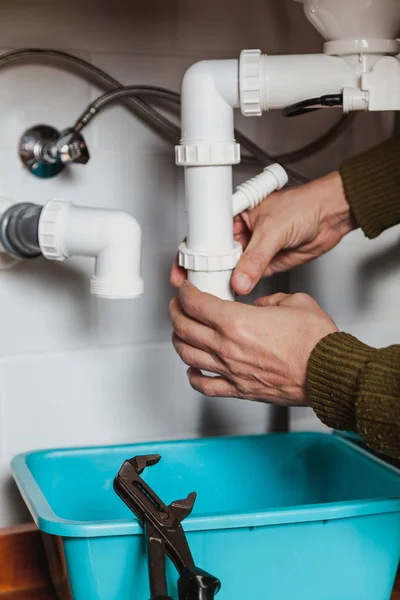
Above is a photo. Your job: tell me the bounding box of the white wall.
[0,0,394,525]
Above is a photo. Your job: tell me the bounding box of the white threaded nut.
[240,49,263,116]
[38,199,72,261]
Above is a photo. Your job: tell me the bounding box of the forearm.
[340,135,400,238]
[307,332,400,459]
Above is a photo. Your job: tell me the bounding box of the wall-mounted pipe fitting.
[39,200,143,299]
[0,199,143,299]
[19,125,90,179]
[0,202,42,259]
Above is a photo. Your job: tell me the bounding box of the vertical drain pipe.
[176,60,242,301]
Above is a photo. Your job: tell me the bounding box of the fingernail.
[233,273,252,293]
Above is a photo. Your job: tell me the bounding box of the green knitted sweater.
[307,136,400,459]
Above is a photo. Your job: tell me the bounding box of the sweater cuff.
[340,136,400,238]
[307,332,376,431]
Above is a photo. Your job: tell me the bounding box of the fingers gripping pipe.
[0,199,143,299]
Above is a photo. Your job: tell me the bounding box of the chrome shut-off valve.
[18,124,90,178]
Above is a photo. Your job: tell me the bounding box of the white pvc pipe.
[261,54,359,109]
[179,53,362,301]
[181,59,240,141]
[186,166,234,252]
[39,201,143,299]
[232,164,288,217]
[189,271,233,301]
[186,166,235,301]
[180,59,240,301]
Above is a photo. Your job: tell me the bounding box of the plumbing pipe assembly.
[0,199,143,299]
[0,48,354,179]
[0,161,284,299]
[16,82,309,185]
[0,0,397,302]
[176,0,400,300]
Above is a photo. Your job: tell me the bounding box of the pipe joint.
[175,141,240,167]
[38,199,143,299]
[240,49,361,114]
[0,202,42,259]
[177,59,240,160]
[239,49,266,116]
[176,60,241,168]
[178,241,242,272]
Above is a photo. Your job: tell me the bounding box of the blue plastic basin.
[333,431,400,470]
[11,433,400,600]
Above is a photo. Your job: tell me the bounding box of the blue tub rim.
[11,432,400,539]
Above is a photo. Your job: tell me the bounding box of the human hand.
[232,170,356,294]
[170,171,356,292]
[169,281,338,406]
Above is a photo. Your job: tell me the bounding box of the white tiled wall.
[0,0,394,525]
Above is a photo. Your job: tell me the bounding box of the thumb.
[170,252,187,288]
[232,218,286,295]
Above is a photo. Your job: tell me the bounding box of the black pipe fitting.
[0,203,43,259]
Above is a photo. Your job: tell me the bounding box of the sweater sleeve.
[308,332,400,459]
[340,135,400,238]
[307,137,400,459]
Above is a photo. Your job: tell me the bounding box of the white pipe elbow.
[180,59,240,144]
[38,200,143,299]
[90,211,143,299]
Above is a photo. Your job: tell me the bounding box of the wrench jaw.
[131,454,162,475]
[170,491,197,522]
[115,455,197,528]
[114,455,172,527]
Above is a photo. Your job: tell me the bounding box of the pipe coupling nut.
[240,49,264,116]
[175,142,240,166]
[178,241,242,272]
[38,199,72,261]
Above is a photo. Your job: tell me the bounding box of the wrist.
[318,171,358,237]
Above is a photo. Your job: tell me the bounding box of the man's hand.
[169,281,338,406]
[170,170,356,293]
[232,170,356,294]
